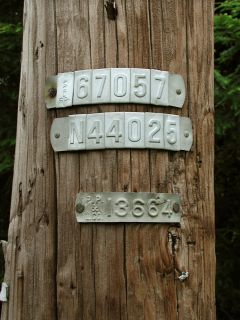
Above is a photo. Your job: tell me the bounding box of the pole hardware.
[50,112,193,152]
[75,192,182,223]
[0,282,8,302]
[178,272,189,282]
[45,68,186,109]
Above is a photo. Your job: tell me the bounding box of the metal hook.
[178,271,189,281]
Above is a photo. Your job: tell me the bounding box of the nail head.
[76,203,85,214]
[173,202,180,213]
[55,133,60,139]
[48,87,57,98]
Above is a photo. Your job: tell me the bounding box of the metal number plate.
[50,112,193,152]
[73,70,92,105]
[75,192,181,223]
[56,72,74,108]
[130,68,151,104]
[86,113,105,149]
[111,68,131,103]
[105,112,125,148]
[92,68,111,104]
[125,112,145,148]
[68,115,86,150]
[144,113,164,149]
[45,68,185,109]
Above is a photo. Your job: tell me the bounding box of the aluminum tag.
[75,192,181,223]
[45,68,185,109]
[50,112,193,152]
[0,282,8,302]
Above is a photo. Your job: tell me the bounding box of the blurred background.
[0,1,239,318]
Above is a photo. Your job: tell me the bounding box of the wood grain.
[2,0,215,319]
[1,1,58,319]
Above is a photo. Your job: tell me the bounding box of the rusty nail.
[54,133,60,139]
[173,202,180,213]
[48,87,57,98]
[76,203,85,214]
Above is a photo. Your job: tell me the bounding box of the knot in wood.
[105,1,118,20]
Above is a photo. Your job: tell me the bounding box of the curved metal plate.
[75,192,181,223]
[168,73,186,108]
[50,112,193,152]
[45,68,186,109]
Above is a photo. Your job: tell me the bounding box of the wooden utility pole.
[1,0,215,319]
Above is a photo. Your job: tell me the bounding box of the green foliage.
[215,1,240,135]
[0,22,22,176]
[215,1,240,319]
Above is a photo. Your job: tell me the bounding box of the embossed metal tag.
[45,68,185,109]
[50,112,193,152]
[75,192,181,223]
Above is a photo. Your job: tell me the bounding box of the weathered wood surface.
[1,0,215,319]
